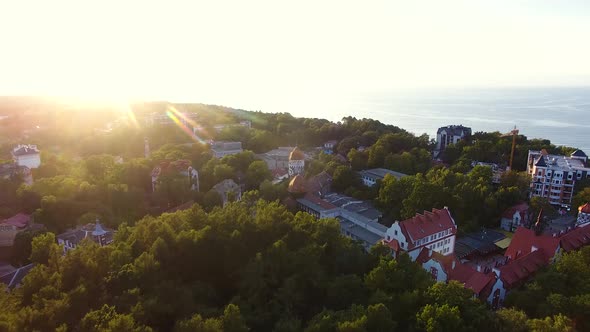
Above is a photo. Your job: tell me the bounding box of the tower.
[288,147,305,177]
[144,137,150,159]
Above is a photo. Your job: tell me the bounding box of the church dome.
[289,147,305,161]
[288,175,307,194]
[580,203,590,214]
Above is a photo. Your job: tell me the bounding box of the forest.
[0,100,589,331]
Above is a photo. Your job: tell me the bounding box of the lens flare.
[165,107,205,143]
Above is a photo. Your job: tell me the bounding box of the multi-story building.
[527,149,589,207]
[11,144,41,169]
[384,207,458,260]
[288,147,305,177]
[210,141,243,158]
[257,147,295,171]
[358,168,408,187]
[435,125,471,155]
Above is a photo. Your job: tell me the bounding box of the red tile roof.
[415,248,495,296]
[385,239,400,251]
[504,227,559,262]
[559,226,590,252]
[579,203,590,214]
[502,202,528,219]
[301,193,337,210]
[399,208,457,246]
[497,249,546,289]
[288,175,307,194]
[1,213,31,228]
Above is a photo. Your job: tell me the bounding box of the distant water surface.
[299,87,590,153]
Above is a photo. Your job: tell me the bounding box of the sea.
[290,86,590,153]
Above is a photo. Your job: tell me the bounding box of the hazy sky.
[1,1,589,109]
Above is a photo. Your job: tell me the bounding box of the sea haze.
[324,86,590,153]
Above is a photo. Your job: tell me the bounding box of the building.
[11,144,40,169]
[57,222,114,254]
[0,213,32,247]
[454,229,507,260]
[257,147,295,171]
[415,249,496,300]
[384,207,457,260]
[210,141,243,158]
[323,140,338,154]
[471,161,504,184]
[0,263,35,289]
[151,160,199,192]
[288,147,305,177]
[0,163,33,185]
[435,125,472,154]
[500,202,529,232]
[486,225,590,308]
[577,203,590,227]
[527,149,590,207]
[358,168,408,187]
[212,179,241,206]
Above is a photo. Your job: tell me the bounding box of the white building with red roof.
[384,207,457,260]
[500,202,529,232]
[577,203,590,228]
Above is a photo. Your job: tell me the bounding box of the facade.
[212,179,241,207]
[288,147,305,177]
[257,147,295,171]
[210,141,243,158]
[527,150,590,207]
[323,140,338,154]
[577,203,590,227]
[435,125,472,153]
[151,160,199,192]
[358,168,408,187]
[384,207,457,260]
[416,249,496,299]
[0,213,32,247]
[57,222,114,254]
[500,202,529,232]
[11,145,41,169]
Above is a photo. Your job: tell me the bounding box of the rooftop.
[398,208,457,244]
[11,144,40,156]
[530,150,590,171]
[359,168,408,180]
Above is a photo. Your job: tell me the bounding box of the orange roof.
[498,249,546,289]
[502,202,528,219]
[399,208,457,248]
[289,147,305,161]
[559,226,590,252]
[288,175,307,193]
[504,227,559,262]
[579,203,590,214]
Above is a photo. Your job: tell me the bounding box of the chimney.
[452,261,456,270]
[531,245,538,252]
[476,265,481,272]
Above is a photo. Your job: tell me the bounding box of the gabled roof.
[559,226,590,252]
[398,208,457,245]
[571,150,587,157]
[1,213,31,228]
[11,145,39,156]
[288,175,307,194]
[497,249,546,289]
[504,227,559,262]
[534,156,547,167]
[0,263,35,289]
[502,202,529,219]
[579,203,590,214]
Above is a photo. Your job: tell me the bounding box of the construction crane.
[502,126,519,171]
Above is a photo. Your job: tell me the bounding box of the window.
[430,267,438,280]
[386,235,391,241]
[394,230,398,235]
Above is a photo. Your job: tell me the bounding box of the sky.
[1,0,589,111]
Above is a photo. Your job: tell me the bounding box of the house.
[384,207,457,260]
[57,222,114,254]
[486,225,590,308]
[435,125,472,156]
[212,179,241,206]
[500,202,529,232]
[0,163,32,185]
[210,141,243,158]
[0,213,32,247]
[151,160,199,192]
[576,203,590,228]
[416,249,496,300]
[358,168,408,187]
[257,147,294,171]
[11,145,41,169]
[323,140,338,154]
[0,263,35,289]
[288,147,305,177]
[527,149,590,207]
